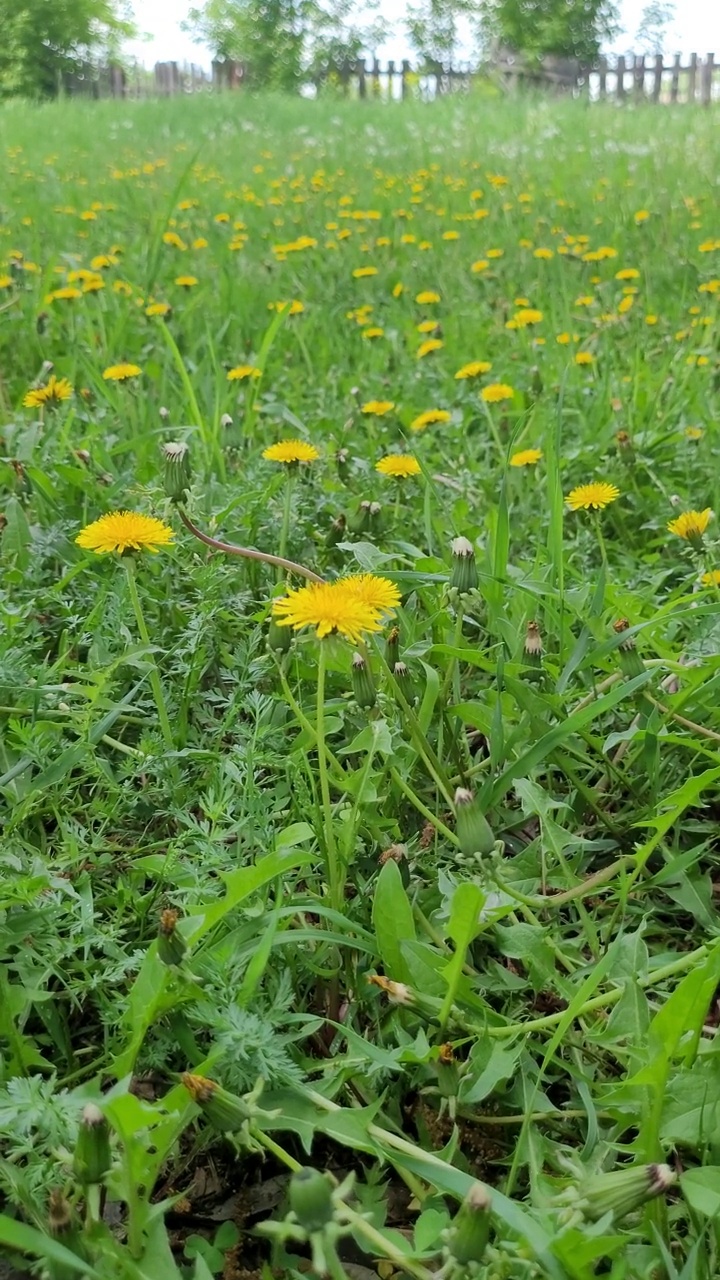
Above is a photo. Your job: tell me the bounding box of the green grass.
[0,88,719,1279]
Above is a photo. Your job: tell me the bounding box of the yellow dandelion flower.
[575,351,595,365]
[227,364,262,381]
[415,290,440,304]
[23,375,73,408]
[338,573,401,614]
[470,259,489,273]
[362,326,385,339]
[510,448,542,467]
[46,287,82,303]
[556,332,571,344]
[163,232,187,249]
[575,295,595,307]
[103,363,142,382]
[510,307,543,328]
[667,508,713,542]
[272,581,383,643]
[269,299,304,315]
[645,314,658,325]
[353,266,378,278]
[145,302,171,317]
[262,440,319,464]
[455,361,492,379]
[416,319,440,333]
[76,510,174,555]
[634,210,650,223]
[487,248,504,259]
[685,426,703,440]
[175,275,198,288]
[442,230,459,241]
[701,570,720,586]
[566,482,620,512]
[392,282,404,297]
[376,455,421,478]
[481,383,514,404]
[533,247,554,259]
[416,338,443,359]
[194,237,209,249]
[615,268,640,280]
[410,409,451,432]
[618,295,634,314]
[362,400,395,416]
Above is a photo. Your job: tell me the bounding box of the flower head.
[146,302,171,317]
[667,508,713,543]
[337,573,401,613]
[410,408,451,432]
[103,363,142,382]
[455,360,492,379]
[481,383,514,404]
[175,275,198,287]
[566,482,620,511]
[415,290,440,304]
[701,570,720,587]
[362,400,395,416]
[76,511,174,555]
[227,364,262,381]
[262,440,319,464]
[510,448,542,467]
[416,338,443,359]
[23,375,73,408]
[353,266,378,278]
[272,577,396,643]
[575,351,595,365]
[376,454,421,479]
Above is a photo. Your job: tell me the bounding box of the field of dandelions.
[0,89,719,1280]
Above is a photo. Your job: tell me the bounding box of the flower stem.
[278,471,294,577]
[124,559,174,750]
[178,505,322,583]
[317,642,341,910]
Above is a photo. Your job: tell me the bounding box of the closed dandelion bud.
[436,1042,460,1098]
[289,1167,335,1233]
[367,501,383,533]
[454,787,495,859]
[73,1104,111,1186]
[220,413,233,428]
[181,1073,252,1132]
[580,1162,676,1222]
[268,615,292,652]
[615,430,635,463]
[385,625,400,668]
[48,1189,74,1239]
[530,365,543,398]
[157,908,187,966]
[348,500,371,534]
[367,974,444,1022]
[351,652,376,709]
[162,441,191,503]
[445,1182,491,1264]
[392,660,413,701]
[36,311,50,335]
[524,620,544,669]
[450,536,478,593]
[378,843,406,866]
[613,619,644,679]
[336,447,350,481]
[326,513,346,548]
[159,405,170,420]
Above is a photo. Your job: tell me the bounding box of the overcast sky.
[125,0,720,66]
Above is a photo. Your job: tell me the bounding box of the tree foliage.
[482,0,619,63]
[0,0,133,97]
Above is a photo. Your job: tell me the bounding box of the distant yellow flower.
[566,482,620,511]
[103,362,142,382]
[227,364,261,381]
[145,302,171,317]
[46,286,82,303]
[575,351,595,365]
[615,268,640,280]
[701,570,720,586]
[272,579,387,643]
[392,282,404,297]
[442,230,459,241]
[416,338,443,359]
[645,314,658,325]
[262,440,319,464]
[481,383,514,404]
[91,254,116,270]
[487,248,504,259]
[415,290,440,304]
[353,266,378,278]
[510,448,542,467]
[667,508,713,544]
[534,247,554,259]
[362,400,395,416]
[416,319,439,333]
[634,210,650,223]
[338,573,401,614]
[575,295,595,307]
[269,299,304,315]
[685,426,703,440]
[376,455,421,478]
[618,295,634,314]
[455,360,492,379]
[175,275,198,288]
[410,409,451,432]
[163,231,187,249]
[362,326,385,339]
[510,307,543,328]
[470,259,489,273]
[76,511,174,555]
[0,275,13,288]
[23,375,73,408]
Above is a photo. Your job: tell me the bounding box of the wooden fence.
[62,53,719,104]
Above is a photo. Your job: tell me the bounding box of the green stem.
[317,642,341,910]
[124,560,174,750]
[278,470,294,576]
[374,645,454,806]
[390,767,459,845]
[178,506,322,583]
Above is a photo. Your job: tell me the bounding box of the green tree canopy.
[482,0,619,63]
[0,0,134,97]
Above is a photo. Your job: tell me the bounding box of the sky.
[125,0,720,67]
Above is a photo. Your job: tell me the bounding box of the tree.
[0,0,133,97]
[482,0,619,63]
[405,0,475,66]
[634,1,675,54]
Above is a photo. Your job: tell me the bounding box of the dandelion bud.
[162,441,191,503]
[221,413,233,428]
[367,501,383,531]
[348,500,370,535]
[351,652,377,709]
[523,620,544,669]
[73,1105,111,1186]
[436,1042,460,1098]
[157,908,187,966]
[450,536,478,593]
[579,1162,676,1222]
[445,1182,491,1264]
[454,787,495,859]
[368,975,445,1023]
[325,513,346,548]
[378,843,406,866]
[181,1073,252,1132]
[615,430,635,463]
[530,365,543,398]
[268,616,292,653]
[74,449,91,467]
[289,1167,335,1233]
[159,405,170,420]
[336,447,350,481]
[41,359,54,376]
[48,1189,74,1239]
[36,311,49,335]
[392,660,413,702]
[612,619,644,680]
[385,626,400,668]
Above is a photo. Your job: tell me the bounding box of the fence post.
[615,54,626,99]
[356,57,366,99]
[432,60,444,95]
[371,57,381,96]
[387,59,395,100]
[700,52,714,104]
[633,53,645,96]
[401,59,410,99]
[652,53,663,101]
[598,55,607,98]
[670,52,681,101]
[688,51,697,101]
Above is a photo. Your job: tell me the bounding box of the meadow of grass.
[0,88,719,1279]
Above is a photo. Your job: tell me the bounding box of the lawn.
[0,88,719,1279]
